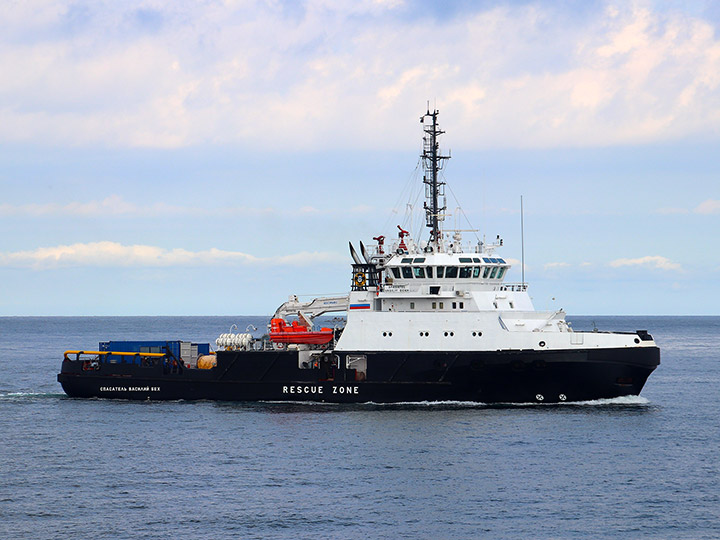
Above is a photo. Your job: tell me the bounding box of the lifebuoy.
[354,272,366,286]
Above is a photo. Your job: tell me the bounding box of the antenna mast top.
[420,108,450,252]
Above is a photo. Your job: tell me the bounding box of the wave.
[256,395,651,409]
[0,391,66,399]
[569,395,650,406]
[0,392,651,409]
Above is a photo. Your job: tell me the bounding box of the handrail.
[63,350,168,360]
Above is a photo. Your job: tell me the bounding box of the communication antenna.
[420,107,450,252]
[521,196,525,287]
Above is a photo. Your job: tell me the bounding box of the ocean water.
[1,315,719,539]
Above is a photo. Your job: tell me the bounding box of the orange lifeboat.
[269,318,334,345]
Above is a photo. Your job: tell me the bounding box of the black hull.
[58,346,659,404]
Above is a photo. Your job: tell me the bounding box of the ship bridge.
[384,252,513,288]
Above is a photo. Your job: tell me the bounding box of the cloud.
[544,262,571,270]
[0,195,182,217]
[0,241,344,269]
[1,2,720,149]
[0,196,371,218]
[655,199,720,215]
[609,255,681,271]
[694,199,720,214]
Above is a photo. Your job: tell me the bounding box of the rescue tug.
[58,109,660,403]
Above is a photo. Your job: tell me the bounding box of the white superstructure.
[274,108,657,356]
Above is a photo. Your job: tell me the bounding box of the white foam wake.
[569,395,650,406]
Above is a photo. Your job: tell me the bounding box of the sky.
[1,0,719,316]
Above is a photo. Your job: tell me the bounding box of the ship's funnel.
[359,241,371,264]
[348,242,363,265]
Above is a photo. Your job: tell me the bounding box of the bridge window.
[401,258,413,263]
[483,267,491,279]
[425,266,433,278]
[473,267,481,278]
[413,267,425,278]
[497,267,506,279]
[413,257,425,263]
[446,266,458,278]
[459,267,472,278]
[436,266,445,278]
[490,267,499,279]
[402,267,413,278]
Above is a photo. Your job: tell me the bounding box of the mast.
[420,107,450,252]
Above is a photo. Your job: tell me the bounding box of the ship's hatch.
[346,355,367,381]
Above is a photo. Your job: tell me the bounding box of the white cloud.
[654,199,720,215]
[0,241,343,269]
[694,199,720,214]
[0,195,181,217]
[1,2,719,149]
[544,262,571,270]
[0,196,372,218]
[609,255,681,271]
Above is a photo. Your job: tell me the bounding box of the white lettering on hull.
[99,386,160,392]
[281,385,359,395]
[282,385,324,395]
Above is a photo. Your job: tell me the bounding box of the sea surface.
[1,315,719,539]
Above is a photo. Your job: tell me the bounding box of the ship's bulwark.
[58,346,659,404]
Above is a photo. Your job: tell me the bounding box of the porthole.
[444,331,448,337]
[424,332,429,337]
[450,332,454,337]
[472,331,476,337]
[383,332,387,337]
[477,331,482,337]
[634,338,640,344]
[388,332,393,337]
[539,340,546,347]
[419,331,423,337]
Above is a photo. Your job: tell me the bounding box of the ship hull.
[58,346,659,404]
